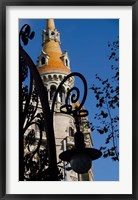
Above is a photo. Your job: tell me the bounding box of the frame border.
[0,0,137,199]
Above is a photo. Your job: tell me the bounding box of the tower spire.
[46,19,55,30]
[38,19,71,74]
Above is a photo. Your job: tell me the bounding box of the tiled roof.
[38,34,70,74]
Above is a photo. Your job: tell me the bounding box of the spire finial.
[47,19,55,30]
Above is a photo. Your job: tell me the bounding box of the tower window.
[50,85,56,100]
[51,31,55,35]
[69,127,74,137]
[41,57,45,65]
[65,59,68,67]
[59,86,65,103]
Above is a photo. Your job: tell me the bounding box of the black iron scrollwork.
[19,24,35,47]
[19,24,62,181]
[51,72,89,132]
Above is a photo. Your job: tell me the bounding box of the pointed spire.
[43,19,62,54]
[46,19,55,30]
[38,19,71,74]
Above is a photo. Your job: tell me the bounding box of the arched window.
[43,76,47,82]
[41,57,45,65]
[51,31,55,35]
[59,86,65,103]
[50,85,56,100]
[65,59,68,67]
[69,127,74,137]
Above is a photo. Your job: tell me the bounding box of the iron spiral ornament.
[51,72,89,131]
[19,24,62,181]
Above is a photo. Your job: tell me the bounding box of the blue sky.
[19,18,119,181]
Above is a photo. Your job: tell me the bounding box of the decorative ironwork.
[19,24,62,181]
[51,72,89,134]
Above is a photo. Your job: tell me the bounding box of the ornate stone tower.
[37,19,94,181]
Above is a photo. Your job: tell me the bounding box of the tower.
[36,19,94,181]
[22,19,93,181]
